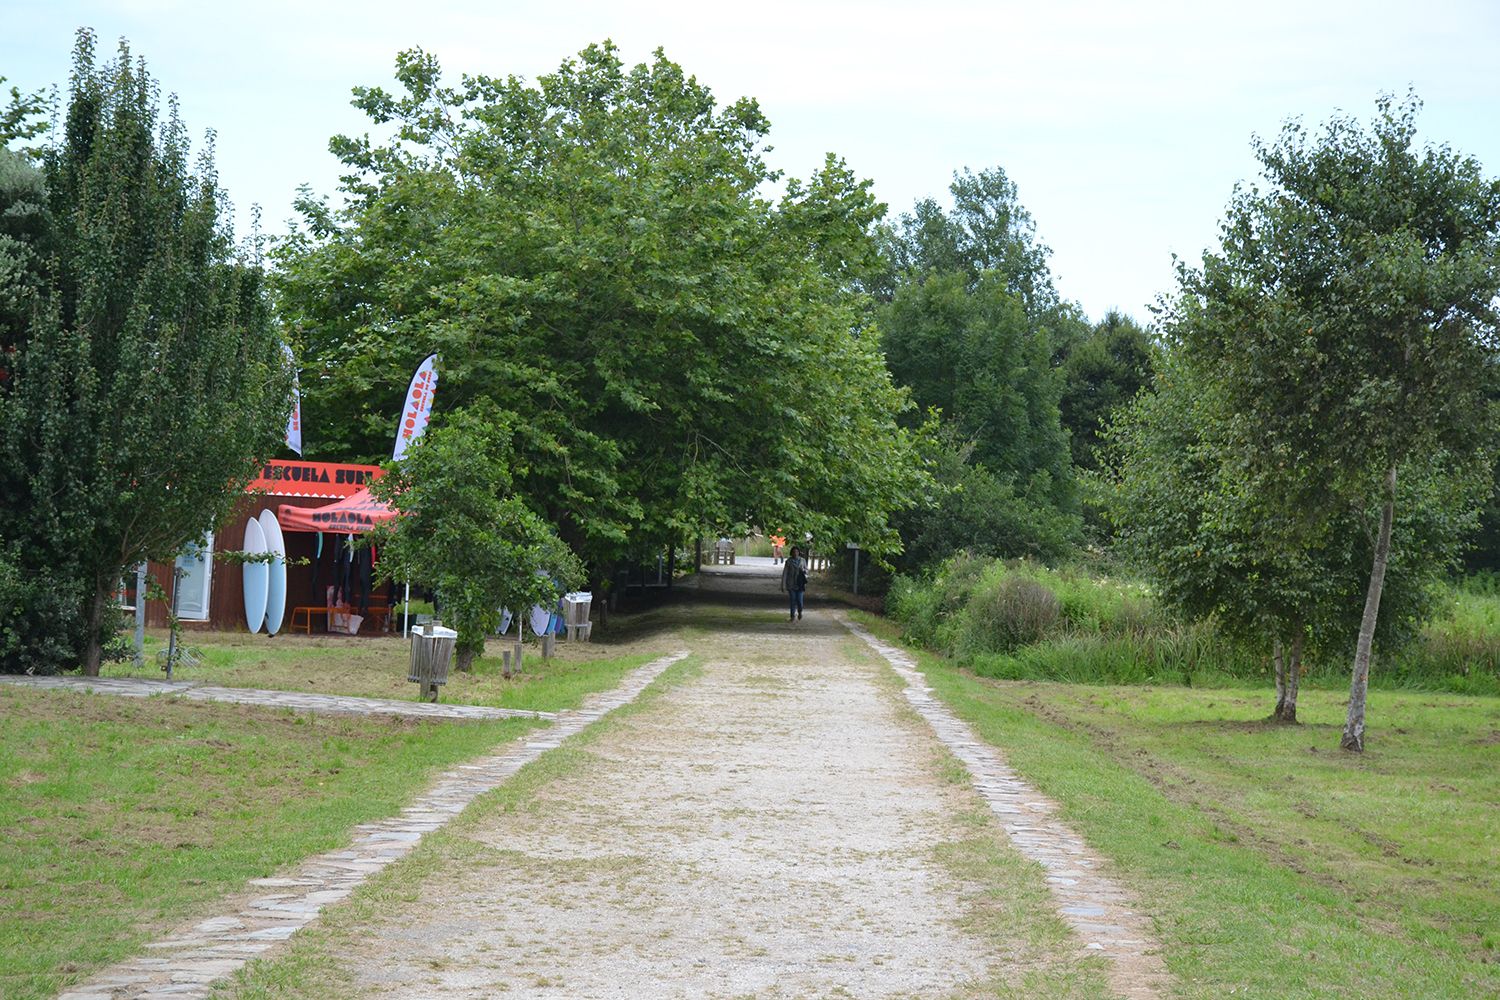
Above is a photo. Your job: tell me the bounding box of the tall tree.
[878,167,1082,566]
[0,32,291,674]
[1170,94,1500,749]
[1106,346,1479,722]
[275,44,921,576]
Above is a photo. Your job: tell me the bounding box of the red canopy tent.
[277,488,398,534]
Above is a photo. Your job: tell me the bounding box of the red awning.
[277,488,399,534]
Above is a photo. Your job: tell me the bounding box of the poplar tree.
[0,32,290,673]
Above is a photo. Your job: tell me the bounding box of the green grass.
[854,611,1500,999]
[5,608,692,998]
[102,624,671,713]
[0,689,540,1000]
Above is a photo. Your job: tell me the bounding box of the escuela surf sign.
[248,460,384,499]
[393,354,439,461]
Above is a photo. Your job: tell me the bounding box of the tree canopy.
[275,43,921,573]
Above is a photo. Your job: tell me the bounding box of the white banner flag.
[283,344,303,456]
[392,354,439,461]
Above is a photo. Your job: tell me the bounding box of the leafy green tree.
[366,407,581,673]
[877,170,1082,565]
[1058,310,1154,472]
[1167,94,1500,748]
[0,32,291,674]
[275,44,921,577]
[1105,348,1479,721]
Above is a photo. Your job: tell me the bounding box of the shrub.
[960,573,1060,655]
[888,556,1500,692]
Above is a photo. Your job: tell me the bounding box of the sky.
[5,0,1500,322]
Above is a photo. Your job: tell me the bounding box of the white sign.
[392,354,439,461]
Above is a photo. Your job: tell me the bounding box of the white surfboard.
[242,517,269,634]
[258,509,287,635]
[528,604,551,637]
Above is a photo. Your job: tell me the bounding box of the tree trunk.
[82,580,110,677]
[1272,638,1286,719]
[591,572,609,628]
[1342,465,1397,752]
[1277,632,1304,723]
[454,639,480,674]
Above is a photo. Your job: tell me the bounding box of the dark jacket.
[781,555,807,592]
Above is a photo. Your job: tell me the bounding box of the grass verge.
[101,622,671,712]
[0,689,540,1000]
[852,610,1500,999]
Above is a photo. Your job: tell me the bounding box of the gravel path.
[842,614,1171,999]
[319,606,1108,999]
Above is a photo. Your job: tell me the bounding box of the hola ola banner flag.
[283,344,303,455]
[392,354,439,461]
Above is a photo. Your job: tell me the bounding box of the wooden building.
[143,460,390,634]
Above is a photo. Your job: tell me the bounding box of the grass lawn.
[3,609,689,999]
[0,691,538,1000]
[101,611,677,713]
[853,611,1500,999]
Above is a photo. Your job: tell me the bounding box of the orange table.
[289,605,391,634]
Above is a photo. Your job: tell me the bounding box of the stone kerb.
[838,614,1172,1000]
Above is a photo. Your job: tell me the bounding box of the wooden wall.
[144,496,394,634]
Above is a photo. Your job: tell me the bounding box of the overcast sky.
[6,1,1499,322]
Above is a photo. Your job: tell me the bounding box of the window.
[174,533,214,621]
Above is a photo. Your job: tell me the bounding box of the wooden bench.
[290,604,391,635]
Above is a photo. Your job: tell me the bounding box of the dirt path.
[309,605,1111,998]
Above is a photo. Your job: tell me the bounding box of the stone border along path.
[54,650,691,1000]
[839,613,1172,1000]
[0,675,556,722]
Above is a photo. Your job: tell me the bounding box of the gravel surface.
[333,608,1060,998]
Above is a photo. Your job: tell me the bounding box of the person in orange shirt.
[770,534,786,564]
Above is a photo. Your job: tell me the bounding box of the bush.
[887,555,1500,692]
[0,543,87,674]
[960,573,1060,655]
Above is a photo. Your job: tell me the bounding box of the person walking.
[770,534,786,564]
[781,546,807,621]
